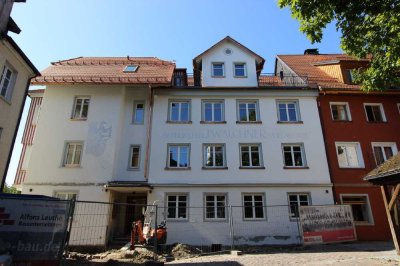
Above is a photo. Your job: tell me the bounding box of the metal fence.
[64,201,302,256]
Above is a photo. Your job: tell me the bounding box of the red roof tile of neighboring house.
[277,54,368,90]
[32,57,175,85]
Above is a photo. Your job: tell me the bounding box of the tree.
[278,0,400,91]
[2,183,20,194]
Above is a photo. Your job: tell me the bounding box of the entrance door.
[124,195,147,234]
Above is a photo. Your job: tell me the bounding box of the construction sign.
[0,195,71,266]
[299,205,357,244]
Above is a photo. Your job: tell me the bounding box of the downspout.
[1,77,33,191]
[316,85,337,203]
[144,84,154,180]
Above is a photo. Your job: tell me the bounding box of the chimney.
[304,48,319,55]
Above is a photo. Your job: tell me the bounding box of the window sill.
[166,121,192,124]
[277,121,303,124]
[366,121,387,124]
[204,219,228,222]
[164,167,191,171]
[132,122,145,125]
[127,168,140,171]
[338,166,365,169]
[211,76,225,78]
[331,120,352,123]
[243,218,267,221]
[236,121,262,124]
[0,95,11,105]
[167,218,189,222]
[202,167,228,170]
[200,121,227,124]
[234,76,248,78]
[62,165,82,168]
[239,166,266,170]
[70,118,87,121]
[283,166,309,170]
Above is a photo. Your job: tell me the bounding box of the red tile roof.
[277,54,368,90]
[32,57,175,85]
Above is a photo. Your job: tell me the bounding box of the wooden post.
[381,185,400,255]
[388,184,400,211]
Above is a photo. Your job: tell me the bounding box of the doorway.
[124,195,147,234]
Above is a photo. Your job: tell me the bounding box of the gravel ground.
[167,242,400,266]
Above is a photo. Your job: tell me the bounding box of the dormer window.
[212,63,224,77]
[344,69,354,84]
[234,63,246,77]
[124,65,138,73]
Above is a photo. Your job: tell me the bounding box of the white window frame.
[128,145,141,170]
[239,143,263,168]
[203,144,226,168]
[201,100,225,122]
[71,96,90,120]
[371,142,398,166]
[363,103,387,122]
[233,62,247,77]
[287,193,311,220]
[168,99,191,122]
[54,191,78,200]
[329,102,352,121]
[204,193,228,221]
[335,142,365,168]
[340,194,374,225]
[236,100,260,122]
[63,141,83,167]
[282,143,307,168]
[133,101,145,124]
[276,100,301,122]
[212,62,225,77]
[242,193,266,220]
[166,193,189,220]
[167,144,190,169]
[0,64,15,101]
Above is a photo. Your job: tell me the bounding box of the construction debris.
[171,243,201,259]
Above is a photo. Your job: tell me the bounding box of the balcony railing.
[175,73,308,87]
[258,73,308,87]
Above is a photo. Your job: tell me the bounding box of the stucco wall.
[200,41,258,87]
[0,39,34,180]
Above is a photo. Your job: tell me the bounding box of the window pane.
[372,106,383,122]
[244,206,253,218]
[206,146,214,166]
[242,151,250,166]
[179,146,189,167]
[65,144,74,165]
[365,106,374,121]
[251,152,260,166]
[288,104,297,121]
[293,150,303,166]
[255,205,264,218]
[214,103,222,121]
[215,152,224,166]
[284,150,293,166]
[235,64,245,76]
[279,105,288,121]
[74,99,82,118]
[346,146,359,167]
[384,146,394,160]
[73,145,82,165]
[204,103,213,121]
[171,103,179,121]
[180,103,189,121]
[248,108,256,121]
[169,147,178,167]
[239,104,247,121]
[131,147,140,167]
[374,146,385,165]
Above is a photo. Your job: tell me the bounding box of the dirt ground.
[61,241,400,265]
[167,242,400,266]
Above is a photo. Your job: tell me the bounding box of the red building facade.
[276,54,400,240]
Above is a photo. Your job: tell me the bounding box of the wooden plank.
[381,185,400,255]
[389,184,400,211]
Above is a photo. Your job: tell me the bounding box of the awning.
[104,181,153,193]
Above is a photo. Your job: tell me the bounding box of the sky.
[5,0,342,186]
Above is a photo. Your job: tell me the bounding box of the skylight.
[124,65,138,72]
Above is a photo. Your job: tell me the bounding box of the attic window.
[124,65,138,73]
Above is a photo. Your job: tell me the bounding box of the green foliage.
[279,0,400,91]
[2,183,20,194]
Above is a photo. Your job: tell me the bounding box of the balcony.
[173,72,308,88]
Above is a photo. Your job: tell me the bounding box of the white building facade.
[17,37,333,246]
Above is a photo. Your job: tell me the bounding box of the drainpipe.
[317,86,337,203]
[1,77,33,191]
[144,84,154,179]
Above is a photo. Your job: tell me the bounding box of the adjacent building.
[16,37,334,246]
[276,53,400,240]
[0,0,39,189]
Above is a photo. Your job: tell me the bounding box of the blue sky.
[5,0,342,185]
